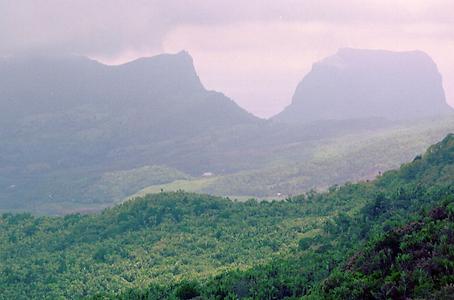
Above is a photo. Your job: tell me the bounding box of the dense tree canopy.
[0,134,453,299]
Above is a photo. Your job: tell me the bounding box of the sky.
[1,0,454,117]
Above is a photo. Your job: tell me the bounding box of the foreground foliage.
[320,203,454,299]
[0,188,369,299]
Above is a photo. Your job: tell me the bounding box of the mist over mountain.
[0,51,264,173]
[275,48,453,123]
[0,51,258,138]
[0,51,265,210]
[3,3,454,299]
[0,49,452,214]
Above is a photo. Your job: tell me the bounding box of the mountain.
[1,134,452,299]
[0,51,258,143]
[0,51,262,211]
[275,48,453,123]
[1,50,452,214]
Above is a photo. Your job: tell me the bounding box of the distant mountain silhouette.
[275,48,453,123]
[0,51,258,140]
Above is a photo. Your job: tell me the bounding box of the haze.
[1,0,454,117]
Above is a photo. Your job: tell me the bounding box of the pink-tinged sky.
[1,0,454,117]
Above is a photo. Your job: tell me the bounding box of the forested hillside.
[319,203,454,299]
[130,117,454,200]
[91,134,454,300]
[0,134,453,299]
[3,2,454,300]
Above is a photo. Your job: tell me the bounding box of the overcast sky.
[1,0,454,117]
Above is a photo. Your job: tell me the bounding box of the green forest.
[1,134,453,299]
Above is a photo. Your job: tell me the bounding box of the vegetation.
[319,203,454,299]
[133,118,454,200]
[86,165,191,203]
[0,190,360,299]
[2,110,453,215]
[0,134,453,299]
[92,134,454,299]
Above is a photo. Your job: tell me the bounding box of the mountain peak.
[175,49,192,58]
[112,50,203,92]
[275,48,453,123]
[316,48,436,72]
[120,50,194,68]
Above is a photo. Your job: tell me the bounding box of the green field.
[127,118,454,201]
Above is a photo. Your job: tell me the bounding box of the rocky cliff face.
[275,48,453,123]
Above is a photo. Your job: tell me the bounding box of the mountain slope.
[0,51,258,149]
[0,52,260,211]
[275,48,453,123]
[319,204,454,299]
[0,134,452,299]
[93,134,454,300]
[134,117,454,199]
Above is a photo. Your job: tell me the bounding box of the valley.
[0,46,453,300]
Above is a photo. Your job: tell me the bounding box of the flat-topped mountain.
[275,48,453,123]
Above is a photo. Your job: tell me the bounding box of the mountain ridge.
[0,50,261,210]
